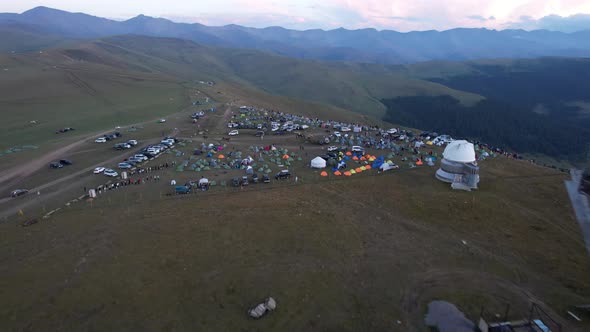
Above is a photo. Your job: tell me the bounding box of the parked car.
[95,137,107,143]
[351,146,365,154]
[103,169,118,177]
[158,119,166,123]
[10,189,28,198]
[114,143,131,150]
[232,177,241,187]
[228,130,239,136]
[275,170,291,180]
[387,128,398,134]
[341,127,351,132]
[49,162,63,169]
[262,175,271,183]
[59,159,72,165]
[242,176,249,186]
[118,162,133,169]
[134,154,148,161]
[127,140,138,146]
[252,174,259,184]
[93,167,105,174]
[327,146,339,152]
[175,185,191,194]
[333,131,341,138]
[161,139,174,146]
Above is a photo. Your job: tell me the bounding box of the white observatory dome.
[442,140,476,163]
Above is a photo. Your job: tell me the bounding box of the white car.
[95,137,106,143]
[118,162,132,169]
[333,131,341,138]
[103,169,118,177]
[327,146,339,152]
[158,119,166,123]
[228,130,239,136]
[93,167,105,174]
[341,127,351,132]
[134,154,148,161]
[271,126,279,132]
[387,128,398,134]
[127,140,138,146]
[352,146,365,153]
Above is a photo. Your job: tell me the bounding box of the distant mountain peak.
[23,6,68,15]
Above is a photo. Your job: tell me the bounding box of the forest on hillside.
[382,95,590,161]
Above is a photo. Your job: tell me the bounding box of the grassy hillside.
[0,51,187,150]
[55,35,484,119]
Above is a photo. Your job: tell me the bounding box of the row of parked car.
[93,137,177,177]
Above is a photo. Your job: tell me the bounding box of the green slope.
[53,35,484,119]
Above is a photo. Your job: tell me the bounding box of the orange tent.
[416,159,423,166]
[345,152,352,156]
[218,154,225,159]
[334,171,342,176]
[360,157,366,161]
[352,156,359,161]
[344,171,352,176]
[355,167,363,172]
[282,154,290,159]
[365,165,372,170]
[320,171,328,177]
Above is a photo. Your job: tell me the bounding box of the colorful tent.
[350,169,357,174]
[334,171,342,176]
[218,154,225,159]
[352,156,359,161]
[416,159,423,166]
[344,171,352,176]
[360,166,367,171]
[365,165,372,170]
[320,171,328,177]
[282,154,290,159]
[345,152,352,156]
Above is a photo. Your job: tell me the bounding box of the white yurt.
[310,157,327,169]
[435,140,480,190]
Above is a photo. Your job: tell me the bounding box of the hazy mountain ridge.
[3,6,590,63]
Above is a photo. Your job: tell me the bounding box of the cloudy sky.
[3,0,590,32]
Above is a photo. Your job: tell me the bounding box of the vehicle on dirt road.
[118,162,133,169]
[93,167,105,174]
[95,137,107,143]
[263,175,271,183]
[327,146,339,152]
[59,159,73,165]
[103,169,118,177]
[10,189,28,198]
[275,170,291,180]
[49,162,63,169]
[228,130,239,136]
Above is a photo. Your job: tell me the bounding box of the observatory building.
[435,140,480,190]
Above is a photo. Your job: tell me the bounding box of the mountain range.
[3,6,590,63]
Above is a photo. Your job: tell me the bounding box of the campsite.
[0,76,589,331]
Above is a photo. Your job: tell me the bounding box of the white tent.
[380,163,395,172]
[310,157,327,169]
[199,178,209,186]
